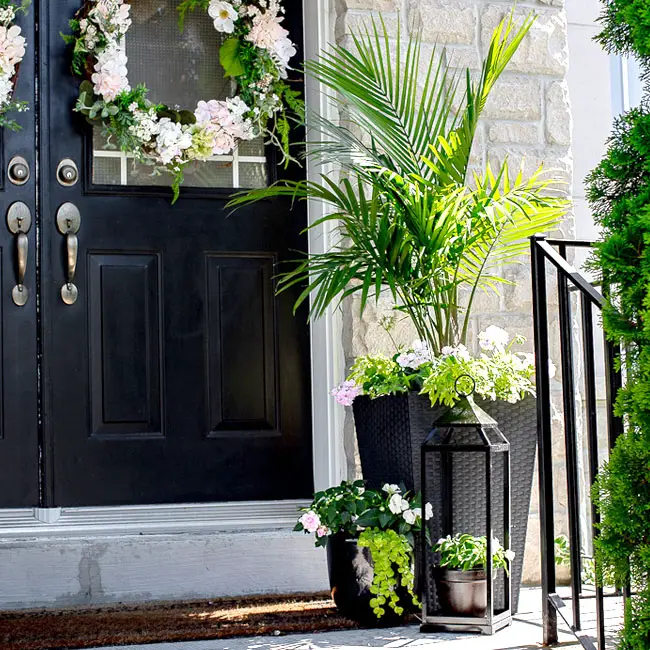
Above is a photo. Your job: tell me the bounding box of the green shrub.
[587,3,650,647]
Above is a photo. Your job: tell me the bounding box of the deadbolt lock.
[56,159,79,187]
[7,156,30,185]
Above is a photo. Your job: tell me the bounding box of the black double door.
[0,1,313,508]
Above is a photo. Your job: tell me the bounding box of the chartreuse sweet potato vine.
[587,2,650,648]
[358,529,420,618]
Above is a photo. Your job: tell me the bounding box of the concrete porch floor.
[93,588,623,650]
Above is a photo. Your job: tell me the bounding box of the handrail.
[531,235,623,650]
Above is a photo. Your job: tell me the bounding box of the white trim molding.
[0,500,310,538]
[303,0,347,491]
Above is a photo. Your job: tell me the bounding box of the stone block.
[484,77,542,121]
[481,5,569,77]
[488,121,541,144]
[545,80,572,146]
[409,0,478,45]
[343,0,399,10]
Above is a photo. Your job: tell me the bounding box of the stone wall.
[333,0,574,583]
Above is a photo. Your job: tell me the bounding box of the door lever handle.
[56,203,81,305]
[6,202,32,306]
[65,233,78,286]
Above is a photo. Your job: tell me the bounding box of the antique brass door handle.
[56,202,81,305]
[6,202,32,306]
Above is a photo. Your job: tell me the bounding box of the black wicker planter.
[352,392,537,613]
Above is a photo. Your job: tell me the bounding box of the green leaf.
[220,38,246,78]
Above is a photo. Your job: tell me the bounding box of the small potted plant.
[432,534,515,617]
[295,480,432,625]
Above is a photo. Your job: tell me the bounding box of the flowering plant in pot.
[232,5,566,614]
[432,534,515,617]
[295,481,432,622]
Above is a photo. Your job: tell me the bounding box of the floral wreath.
[0,0,29,131]
[64,0,303,202]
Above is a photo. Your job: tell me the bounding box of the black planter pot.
[352,392,537,613]
[434,567,490,617]
[326,534,414,626]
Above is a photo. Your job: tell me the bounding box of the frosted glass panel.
[91,0,268,190]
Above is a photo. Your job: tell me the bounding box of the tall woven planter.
[352,392,537,613]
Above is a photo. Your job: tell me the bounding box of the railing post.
[531,234,558,645]
[557,244,583,630]
[581,295,606,648]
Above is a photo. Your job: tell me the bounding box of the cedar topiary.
[588,3,650,648]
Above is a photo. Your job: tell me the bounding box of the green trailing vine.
[358,529,419,619]
[587,1,650,648]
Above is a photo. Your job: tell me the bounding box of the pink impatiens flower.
[299,510,321,534]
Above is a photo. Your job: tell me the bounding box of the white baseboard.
[0,529,329,610]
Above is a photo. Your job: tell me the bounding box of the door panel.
[0,8,38,507]
[40,0,313,506]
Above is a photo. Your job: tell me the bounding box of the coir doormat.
[0,593,363,650]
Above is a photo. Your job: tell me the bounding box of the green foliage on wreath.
[358,528,420,619]
[586,3,650,647]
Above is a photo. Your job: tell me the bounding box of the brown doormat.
[0,593,366,650]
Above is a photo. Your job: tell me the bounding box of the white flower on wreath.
[0,74,13,106]
[0,6,16,26]
[208,1,239,34]
[153,118,193,165]
[388,494,410,515]
[0,24,25,76]
[91,46,129,101]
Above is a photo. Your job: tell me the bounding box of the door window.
[91,0,268,189]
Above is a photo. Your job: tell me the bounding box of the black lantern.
[420,377,512,635]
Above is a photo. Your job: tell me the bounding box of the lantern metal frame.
[420,391,513,635]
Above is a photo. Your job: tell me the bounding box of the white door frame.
[0,0,344,537]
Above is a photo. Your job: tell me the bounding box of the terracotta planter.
[352,392,536,614]
[326,534,415,626]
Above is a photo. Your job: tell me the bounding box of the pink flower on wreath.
[331,380,362,407]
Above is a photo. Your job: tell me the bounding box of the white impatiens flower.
[425,502,433,520]
[382,483,401,495]
[388,494,410,515]
[479,325,510,352]
[403,509,418,525]
[505,549,516,562]
[208,1,239,33]
[396,340,432,370]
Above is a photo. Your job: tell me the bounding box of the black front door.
[0,0,313,508]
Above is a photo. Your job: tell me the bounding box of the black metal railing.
[531,235,625,649]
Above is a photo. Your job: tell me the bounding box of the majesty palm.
[229,11,568,354]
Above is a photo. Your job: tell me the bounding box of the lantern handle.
[454,374,476,397]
